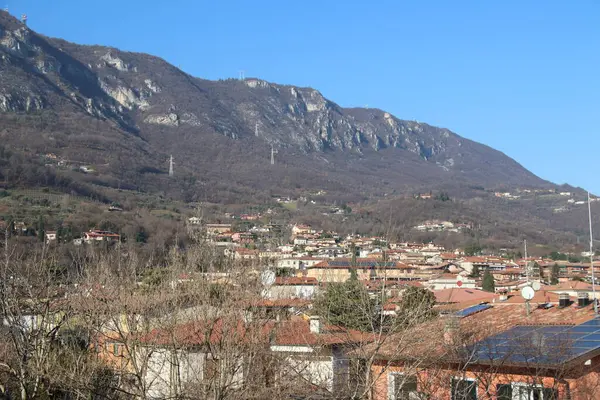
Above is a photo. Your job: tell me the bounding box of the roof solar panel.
[471,319,600,366]
[455,304,492,318]
[579,318,600,327]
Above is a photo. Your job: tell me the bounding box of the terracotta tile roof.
[138,318,272,347]
[139,316,375,348]
[546,281,596,291]
[309,258,410,269]
[364,303,598,362]
[433,288,499,304]
[274,277,318,286]
[274,317,375,346]
[251,298,312,308]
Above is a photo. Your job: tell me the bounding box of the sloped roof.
[433,288,499,304]
[362,303,598,364]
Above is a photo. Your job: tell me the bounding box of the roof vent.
[578,292,590,308]
[309,315,321,334]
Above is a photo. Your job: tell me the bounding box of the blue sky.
[6,0,600,192]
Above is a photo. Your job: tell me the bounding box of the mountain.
[0,10,557,208]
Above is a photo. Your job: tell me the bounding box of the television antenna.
[588,191,598,313]
[521,285,535,316]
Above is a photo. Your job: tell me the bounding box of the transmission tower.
[270,145,278,166]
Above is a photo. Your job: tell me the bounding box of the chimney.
[559,293,570,308]
[578,292,590,308]
[310,315,321,334]
[444,316,460,346]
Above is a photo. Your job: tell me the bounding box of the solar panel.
[455,304,492,318]
[471,318,600,365]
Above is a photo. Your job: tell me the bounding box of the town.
[3,215,600,399]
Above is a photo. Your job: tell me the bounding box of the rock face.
[0,10,548,191]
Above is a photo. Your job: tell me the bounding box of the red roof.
[433,288,499,304]
[274,317,375,346]
[274,277,318,286]
[139,316,374,348]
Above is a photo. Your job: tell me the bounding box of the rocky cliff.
[0,10,551,203]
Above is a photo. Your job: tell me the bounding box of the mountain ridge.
[0,10,555,205]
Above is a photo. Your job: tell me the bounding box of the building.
[427,274,476,290]
[45,231,57,242]
[82,230,120,243]
[205,224,233,236]
[265,276,319,300]
[363,302,600,400]
[304,258,414,283]
[276,257,327,271]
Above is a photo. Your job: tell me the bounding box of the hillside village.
[2,7,600,400]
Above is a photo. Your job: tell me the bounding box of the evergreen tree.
[482,269,495,292]
[37,215,45,242]
[314,273,375,331]
[397,286,437,327]
[550,263,560,285]
[470,265,481,278]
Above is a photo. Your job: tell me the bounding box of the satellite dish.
[532,281,541,291]
[260,270,276,287]
[521,286,535,301]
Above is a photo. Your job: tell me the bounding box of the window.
[451,378,477,400]
[389,373,419,400]
[496,384,512,400]
[112,343,120,356]
[512,383,558,400]
[204,356,220,382]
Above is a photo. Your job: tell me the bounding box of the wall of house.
[370,362,586,400]
[271,345,337,391]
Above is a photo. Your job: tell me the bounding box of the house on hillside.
[45,231,57,242]
[304,258,415,283]
[205,224,232,236]
[276,257,326,271]
[83,230,120,243]
[427,274,476,290]
[265,277,319,300]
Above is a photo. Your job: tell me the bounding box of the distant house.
[291,224,314,236]
[427,274,476,290]
[45,231,57,242]
[83,230,120,243]
[205,224,232,235]
[265,276,319,300]
[305,258,414,283]
[276,257,326,270]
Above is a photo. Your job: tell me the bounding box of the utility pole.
[588,192,598,313]
[524,239,529,283]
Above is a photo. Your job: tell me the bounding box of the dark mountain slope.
[0,10,553,206]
